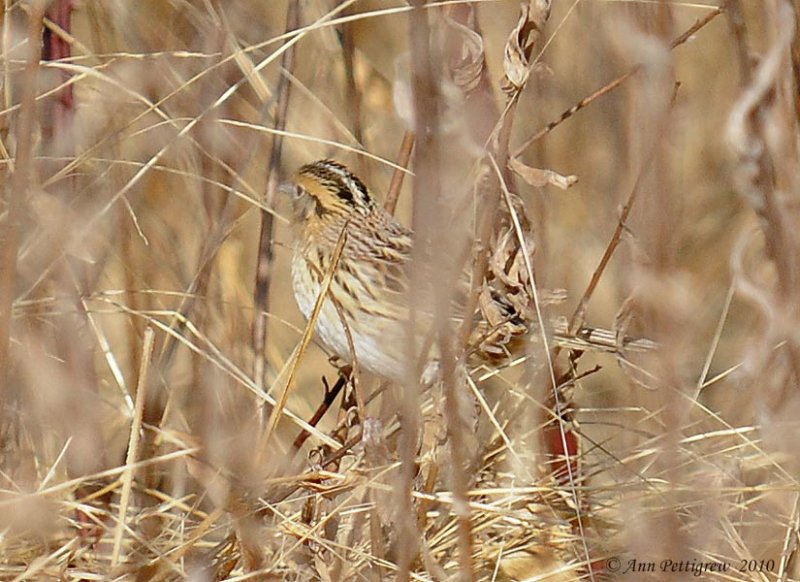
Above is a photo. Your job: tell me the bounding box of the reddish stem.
[43,1,74,141]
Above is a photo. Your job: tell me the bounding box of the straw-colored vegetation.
[1,0,798,580]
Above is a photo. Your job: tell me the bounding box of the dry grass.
[1,0,799,580]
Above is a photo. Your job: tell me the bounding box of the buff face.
[290,160,375,224]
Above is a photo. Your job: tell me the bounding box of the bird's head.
[282,160,376,230]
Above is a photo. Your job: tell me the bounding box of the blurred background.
[1,0,798,580]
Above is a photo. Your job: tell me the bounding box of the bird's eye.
[279,181,303,200]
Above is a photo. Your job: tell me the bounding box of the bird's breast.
[290,248,408,381]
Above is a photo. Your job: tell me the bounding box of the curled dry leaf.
[503,3,534,91]
[475,286,528,358]
[473,218,541,362]
[726,1,795,220]
[502,0,552,95]
[443,11,485,95]
[510,156,578,190]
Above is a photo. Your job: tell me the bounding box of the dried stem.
[252,0,301,402]
[259,223,349,456]
[111,327,155,567]
[291,370,349,451]
[403,0,446,577]
[457,96,518,352]
[384,130,415,215]
[42,0,74,144]
[0,1,44,434]
[512,5,723,157]
[566,85,681,338]
[339,1,367,178]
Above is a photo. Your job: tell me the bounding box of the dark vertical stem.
[0,1,44,438]
[252,0,301,408]
[341,30,363,146]
[339,1,367,178]
[791,1,800,123]
[42,0,74,144]
[44,0,109,497]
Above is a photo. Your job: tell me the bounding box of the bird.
[283,159,654,384]
[284,159,416,382]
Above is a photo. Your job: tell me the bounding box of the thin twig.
[693,281,735,399]
[253,0,302,411]
[566,84,680,338]
[331,299,366,422]
[111,327,155,567]
[292,370,349,451]
[777,492,800,582]
[384,131,415,215]
[259,222,349,455]
[259,429,364,512]
[512,5,724,157]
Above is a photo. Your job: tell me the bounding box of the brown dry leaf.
[502,0,552,94]
[510,157,578,190]
[443,11,485,95]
